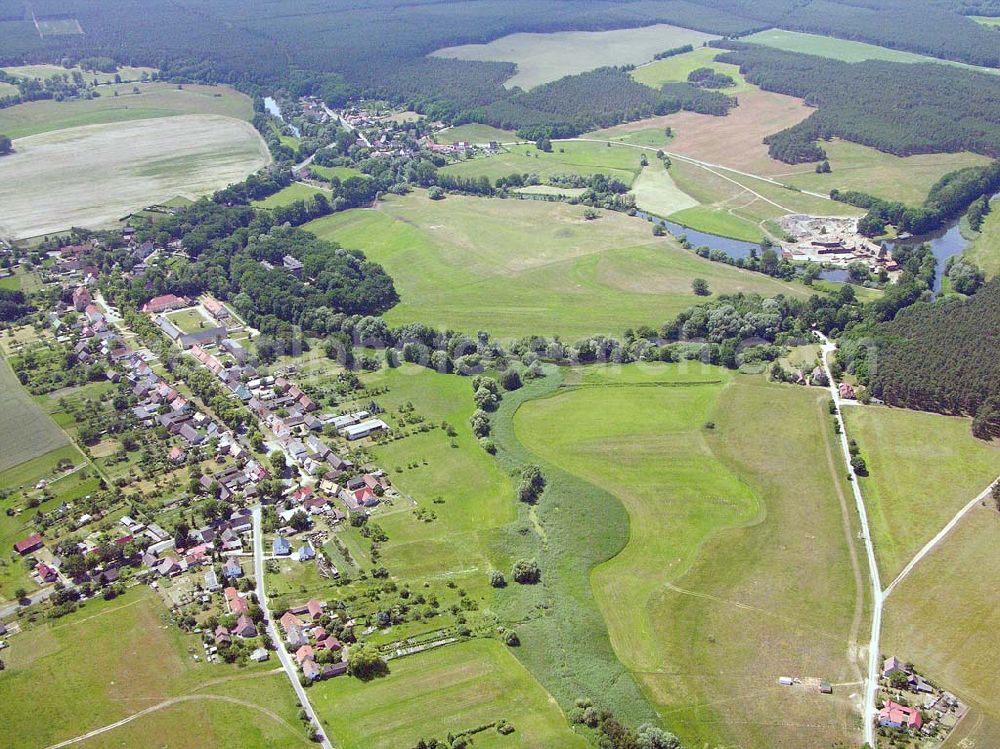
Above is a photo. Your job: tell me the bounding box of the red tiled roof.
[14,533,43,554]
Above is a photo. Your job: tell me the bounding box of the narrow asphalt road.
[252,505,333,749]
[817,331,882,747]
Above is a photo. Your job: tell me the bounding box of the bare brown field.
[0,114,269,238]
[589,89,813,175]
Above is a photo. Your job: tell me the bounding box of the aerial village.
[0,228,431,687]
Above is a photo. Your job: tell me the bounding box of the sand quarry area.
[0,114,269,239]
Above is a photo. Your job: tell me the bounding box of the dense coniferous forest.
[714,44,1000,162]
[466,68,736,138]
[2,0,998,138]
[839,280,1000,437]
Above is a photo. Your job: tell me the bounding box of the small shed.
[819,682,833,694]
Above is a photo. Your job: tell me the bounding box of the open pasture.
[306,192,812,339]
[442,140,643,186]
[0,353,70,472]
[783,139,991,206]
[0,114,269,239]
[883,507,1000,726]
[311,639,586,749]
[0,587,309,748]
[431,24,716,90]
[631,46,753,94]
[513,368,864,748]
[0,82,253,139]
[308,164,362,181]
[843,405,1000,579]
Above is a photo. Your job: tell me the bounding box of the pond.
[263,96,301,138]
[635,210,760,259]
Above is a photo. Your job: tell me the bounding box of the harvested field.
[0,114,269,238]
[635,89,810,175]
[431,24,716,90]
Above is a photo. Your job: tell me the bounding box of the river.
[263,96,301,138]
[636,209,974,293]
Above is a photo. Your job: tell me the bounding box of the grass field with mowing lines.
[630,160,699,217]
[442,140,643,186]
[305,192,813,339]
[0,587,310,748]
[311,639,587,748]
[843,405,1000,579]
[0,352,70,472]
[252,181,329,209]
[435,124,516,144]
[431,24,716,90]
[514,367,863,748]
[0,82,253,139]
[1,114,269,238]
[883,507,1000,731]
[783,139,990,206]
[632,46,753,94]
[965,198,1000,277]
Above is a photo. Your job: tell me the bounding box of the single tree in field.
[692,278,710,296]
[0,135,12,155]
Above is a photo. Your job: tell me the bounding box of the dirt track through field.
[0,114,269,239]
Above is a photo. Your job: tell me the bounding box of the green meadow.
[0,588,310,748]
[252,181,329,209]
[843,405,1000,579]
[362,364,515,582]
[0,352,71,472]
[441,140,643,186]
[883,507,1000,730]
[632,46,754,94]
[743,28,997,73]
[306,192,813,339]
[311,639,587,748]
[513,366,864,748]
[966,197,1000,277]
[783,139,990,206]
